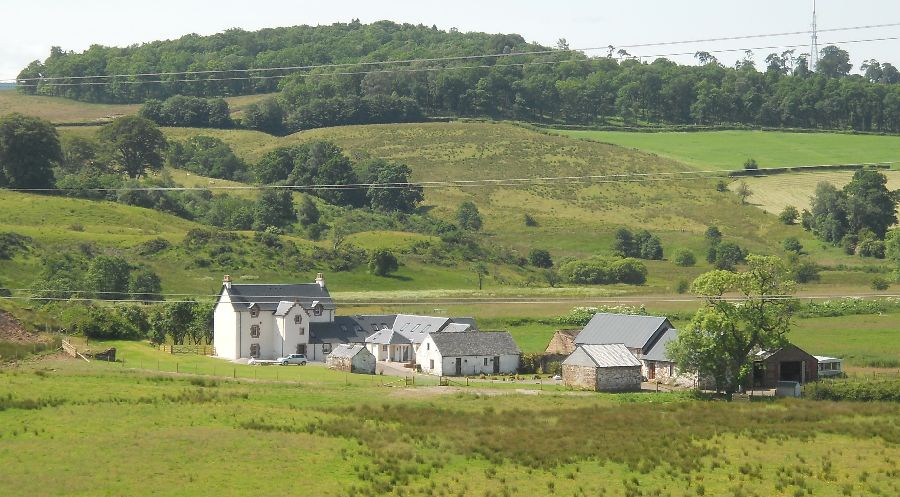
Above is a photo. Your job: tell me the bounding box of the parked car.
[277,354,308,366]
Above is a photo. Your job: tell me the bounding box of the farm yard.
[1,353,899,497]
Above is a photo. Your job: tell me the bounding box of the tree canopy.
[668,255,797,394]
[97,116,167,178]
[0,113,62,189]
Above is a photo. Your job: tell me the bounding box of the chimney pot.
[315,272,325,288]
[223,274,232,289]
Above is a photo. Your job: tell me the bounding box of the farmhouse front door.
[493,356,500,374]
[455,358,462,376]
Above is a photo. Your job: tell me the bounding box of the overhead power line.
[1,162,894,193]
[4,21,900,85]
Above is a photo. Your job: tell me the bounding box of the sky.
[2,0,900,80]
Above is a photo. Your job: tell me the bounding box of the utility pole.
[810,0,819,70]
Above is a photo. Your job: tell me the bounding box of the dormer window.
[313,304,323,316]
[371,324,379,332]
[381,323,389,330]
[250,307,259,318]
[294,314,302,325]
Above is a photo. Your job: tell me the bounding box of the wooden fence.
[61,338,91,362]
[159,344,216,355]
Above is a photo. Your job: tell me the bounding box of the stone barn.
[326,344,376,374]
[562,344,642,392]
[753,344,818,388]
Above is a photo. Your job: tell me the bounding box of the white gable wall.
[417,335,519,376]
[213,289,239,359]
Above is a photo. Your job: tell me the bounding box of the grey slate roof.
[310,315,396,345]
[328,343,372,359]
[563,344,642,368]
[223,283,334,312]
[642,328,678,362]
[365,315,478,345]
[429,331,521,357]
[441,323,473,333]
[574,313,672,352]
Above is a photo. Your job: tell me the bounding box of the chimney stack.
[223,274,232,289]
[315,272,325,288]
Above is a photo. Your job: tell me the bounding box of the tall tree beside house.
[668,255,797,394]
[160,300,197,345]
[97,116,167,179]
[0,113,62,189]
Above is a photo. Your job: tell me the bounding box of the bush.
[528,249,553,268]
[791,259,821,283]
[457,201,483,231]
[558,257,647,285]
[779,205,799,225]
[672,248,696,267]
[782,237,803,254]
[676,279,690,294]
[743,158,758,170]
[368,249,399,276]
[0,232,31,260]
[523,213,538,227]
[858,238,885,259]
[804,378,900,402]
[715,180,728,192]
[871,276,890,291]
[709,241,747,270]
[136,237,171,255]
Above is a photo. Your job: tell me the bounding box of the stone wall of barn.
[596,366,642,391]
[562,364,597,390]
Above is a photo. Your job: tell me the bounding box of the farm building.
[543,329,579,358]
[753,344,818,388]
[417,332,520,376]
[365,315,477,363]
[562,344,642,391]
[815,355,843,377]
[325,344,376,374]
[574,313,674,358]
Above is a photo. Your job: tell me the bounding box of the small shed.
[562,344,642,392]
[326,344,376,374]
[753,344,818,388]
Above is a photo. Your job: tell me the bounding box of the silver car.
[276,353,308,366]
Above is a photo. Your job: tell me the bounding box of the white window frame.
[294,314,302,324]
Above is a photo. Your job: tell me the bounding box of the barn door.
[493,356,500,374]
[455,358,462,376]
[648,362,656,380]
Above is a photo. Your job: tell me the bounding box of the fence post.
[233,367,236,379]
[157,359,160,371]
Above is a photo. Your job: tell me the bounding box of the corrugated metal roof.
[642,328,678,362]
[563,344,642,368]
[574,313,671,351]
[429,332,521,356]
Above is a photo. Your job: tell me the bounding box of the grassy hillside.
[555,129,900,170]
[0,89,273,124]
[52,122,884,296]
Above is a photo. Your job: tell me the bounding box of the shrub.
[804,378,900,402]
[715,180,728,192]
[368,249,399,276]
[560,257,648,285]
[528,249,553,268]
[782,237,803,254]
[743,158,758,170]
[457,201,483,231]
[871,276,890,291]
[791,259,821,283]
[673,248,696,267]
[0,232,31,260]
[137,237,171,255]
[523,213,538,226]
[676,279,690,294]
[779,205,799,225]
[858,238,885,259]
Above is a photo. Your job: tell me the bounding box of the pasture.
[728,170,900,215]
[1,353,899,497]
[555,129,900,170]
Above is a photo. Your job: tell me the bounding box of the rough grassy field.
[555,129,900,170]
[1,355,898,497]
[728,170,900,215]
[0,89,273,124]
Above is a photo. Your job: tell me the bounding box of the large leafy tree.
[85,255,132,300]
[843,169,898,239]
[98,116,167,178]
[0,113,62,189]
[457,201,483,231]
[668,255,797,394]
[364,159,424,213]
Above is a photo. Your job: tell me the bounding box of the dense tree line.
[139,96,233,128]
[17,21,900,133]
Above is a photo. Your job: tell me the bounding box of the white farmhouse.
[214,273,336,361]
[417,331,521,376]
[364,315,476,363]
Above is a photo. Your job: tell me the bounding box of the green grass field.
[1,353,898,497]
[555,129,900,170]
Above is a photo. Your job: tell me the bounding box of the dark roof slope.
[310,315,396,344]
[430,331,521,356]
[574,313,671,352]
[224,283,333,312]
[642,328,678,362]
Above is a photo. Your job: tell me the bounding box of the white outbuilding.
[562,344,643,391]
[326,344,376,374]
[417,331,521,376]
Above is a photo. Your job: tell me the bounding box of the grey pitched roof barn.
[224,283,334,312]
[574,313,673,353]
[328,343,370,359]
[563,344,642,368]
[429,332,521,357]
